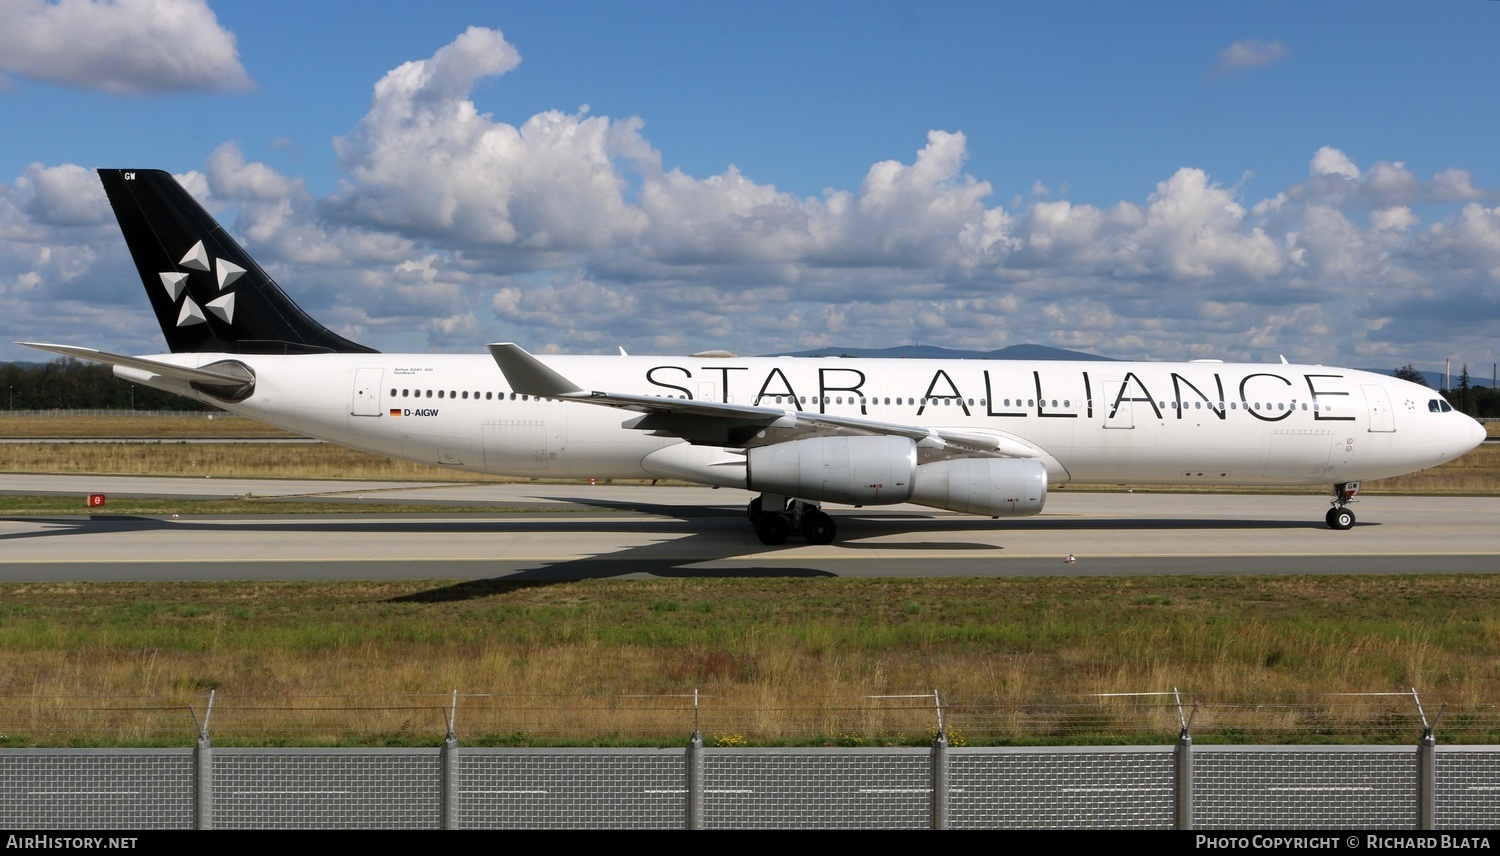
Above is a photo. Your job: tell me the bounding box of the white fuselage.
[119,351,1485,496]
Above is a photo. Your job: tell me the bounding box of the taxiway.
[1,474,1496,581]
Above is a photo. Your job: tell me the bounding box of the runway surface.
[1,474,1497,581]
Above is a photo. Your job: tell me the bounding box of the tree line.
[1395,363,1499,418]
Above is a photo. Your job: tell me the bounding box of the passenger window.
[389,388,396,397]
[425,390,432,398]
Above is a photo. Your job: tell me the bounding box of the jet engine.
[746,435,916,506]
[910,457,1047,517]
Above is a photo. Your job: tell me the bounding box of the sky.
[1,0,1499,373]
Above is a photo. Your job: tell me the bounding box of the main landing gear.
[748,494,837,546]
[1326,481,1360,530]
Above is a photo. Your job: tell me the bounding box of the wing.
[487,343,1047,461]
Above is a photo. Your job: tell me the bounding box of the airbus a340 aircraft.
[23,170,1487,544]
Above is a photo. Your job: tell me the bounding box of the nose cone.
[1468,416,1489,451]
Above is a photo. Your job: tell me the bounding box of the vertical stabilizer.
[98,169,376,354]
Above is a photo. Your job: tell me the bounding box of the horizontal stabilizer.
[17,342,255,392]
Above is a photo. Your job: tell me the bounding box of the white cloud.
[15,162,109,225]
[0,0,253,95]
[207,144,300,201]
[1209,39,1290,77]
[329,27,647,254]
[1310,146,1360,180]
[3,29,1499,371]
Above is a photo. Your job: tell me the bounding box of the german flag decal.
[389,408,402,417]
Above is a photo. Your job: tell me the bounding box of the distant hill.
[770,344,1115,361]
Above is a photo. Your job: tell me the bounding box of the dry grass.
[0,413,298,438]
[1364,442,1500,493]
[1,576,1498,746]
[0,441,504,481]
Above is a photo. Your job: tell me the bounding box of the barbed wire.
[3,690,1499,747]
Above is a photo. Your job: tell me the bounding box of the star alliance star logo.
[158,240,244,328]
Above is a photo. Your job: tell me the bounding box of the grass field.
[2,576,1498,747]
[0,413,298,438]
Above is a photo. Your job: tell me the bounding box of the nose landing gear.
[1326,482,1359,530]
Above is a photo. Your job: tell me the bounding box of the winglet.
[487,343,586,397]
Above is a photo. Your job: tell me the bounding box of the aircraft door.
[1102,377,1133,429]
[351,368,383,417]
[1362,384,1396,433]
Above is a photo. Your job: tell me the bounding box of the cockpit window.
[1430,399,1453,413]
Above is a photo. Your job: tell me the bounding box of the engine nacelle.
[747,435,916,506]
[910,458,1048,517]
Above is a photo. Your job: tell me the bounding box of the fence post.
[191,690,214,830]
[1174,728,1192,830]
[930,690,949,829]
[1417,730,1435,830]
[1411,689,1445,830]
[1174,689,1193,830]
[686,689,704,830]
[441,690,459,830]
[931,731,950,829]
[686,731,705,829]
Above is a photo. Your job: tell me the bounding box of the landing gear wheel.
[746,497,762,521]
[1326,507,1355,530]
[804,511,837,545]
[754,513,790,545]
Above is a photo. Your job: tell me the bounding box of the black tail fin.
[98,169,376,355]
